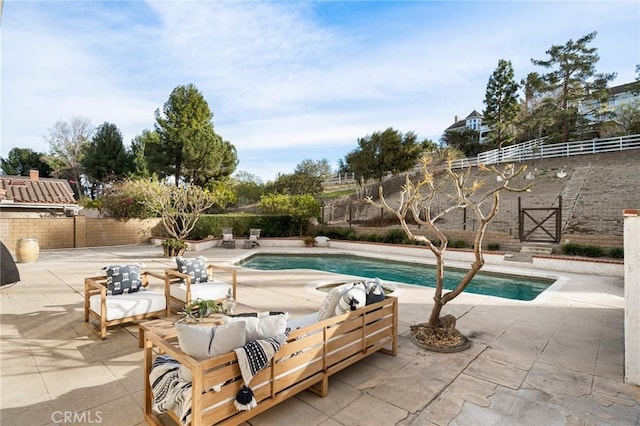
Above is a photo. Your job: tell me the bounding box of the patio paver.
[1,244,638,426]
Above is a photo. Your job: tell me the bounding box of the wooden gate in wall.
[518,196,562,243]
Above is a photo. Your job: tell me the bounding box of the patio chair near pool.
[165,256,237,313]
[221,227,235,249]
[84,265,168,343]
[243,228,261,249]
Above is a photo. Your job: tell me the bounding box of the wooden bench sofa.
[142,296,398,426]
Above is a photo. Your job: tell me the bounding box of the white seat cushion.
[286,312,319,330]
[89,290,166,321]
[170,280,232,303]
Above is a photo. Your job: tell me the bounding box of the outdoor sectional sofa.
[142,295,398,426]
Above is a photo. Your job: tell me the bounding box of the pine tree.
[483,59,520,150]
[82,122,132,198]
[150,83,237,185]
[531,31,615,142]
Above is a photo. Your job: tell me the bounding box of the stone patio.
[1,244,638,425]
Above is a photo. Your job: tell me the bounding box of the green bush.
[487,243,501,251]
[382,229,406,244]
[608,247,624,259]
[449,239,467,249]
[312,226,358,241]
[188,214,298,240]
[562,243,605,258]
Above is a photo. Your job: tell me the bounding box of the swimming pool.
[239,253,554,301]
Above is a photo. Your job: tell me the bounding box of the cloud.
[1,0,638,182]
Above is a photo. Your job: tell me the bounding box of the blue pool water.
[239,253,554,301]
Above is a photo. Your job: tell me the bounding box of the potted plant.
[178,298,223,323]
[162,238,189,257]
[303,236,315,247]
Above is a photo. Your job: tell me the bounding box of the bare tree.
[44,116,94,197]
[130,180,216,241]
[369,156,531,349]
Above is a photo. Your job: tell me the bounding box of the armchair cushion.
[176,256,208,284]
[103,264,142,295]
[88,290,166,321]
[170,281,232,303]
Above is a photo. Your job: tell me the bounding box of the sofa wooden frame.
[165,264,238,314]
[84,270,169,342]
[142,296,398,426]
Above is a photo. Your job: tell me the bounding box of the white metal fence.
[323,172,356,185]
[448,134,640,169]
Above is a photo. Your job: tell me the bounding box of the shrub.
[562,243,605,258]
[487,243,501,251]
[189,214,297,240]
[608,247,624,259]
[449,239,467,249]
[382,229,406,244]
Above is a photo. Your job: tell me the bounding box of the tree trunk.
[428,300,444,327]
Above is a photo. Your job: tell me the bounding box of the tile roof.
[0,174,77,206]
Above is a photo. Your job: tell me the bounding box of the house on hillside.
[443,110,492,144]
[0,170,81,218]
[579,81,639,125]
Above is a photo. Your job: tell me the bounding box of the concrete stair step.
[520,243,553,255]
[504,252,533,263]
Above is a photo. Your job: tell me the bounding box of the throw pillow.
[365,278,386,305]
[335,282,367,315]
[223,312,288,341]
[103,264,142,295]
[317,283,350,321]
[175,321,246,361]
[176,256,208,284]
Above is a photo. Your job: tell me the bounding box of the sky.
[1,1,638,183]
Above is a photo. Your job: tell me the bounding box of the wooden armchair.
[165,263,237,313]
[84,269,168,343]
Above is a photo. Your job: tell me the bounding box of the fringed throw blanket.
[149,355,193,425]
[233,333,288,411]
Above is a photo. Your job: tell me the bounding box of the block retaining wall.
[0,215,162,253]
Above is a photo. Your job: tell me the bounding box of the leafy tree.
[483,59,520,149]
[105,179,216,240]
[260,193,320,236]
[531,31,615,142]
[440,128,482,157]
[232,171,265,205]
[612,99,640,135]
[149,83,237,185]
[343,128,423,184]
[82,122,133,198]
[369,157,530,349]
[130,130,157,178]
[295,159,333,180]
[44,116,94,197]
[265,159,331,196]
[0,148,52,177]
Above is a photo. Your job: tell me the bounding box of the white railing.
[447,134,640,169]
[323,172,356,185]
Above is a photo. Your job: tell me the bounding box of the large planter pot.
[16,238,39,263]
[163,246,186,257]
